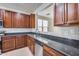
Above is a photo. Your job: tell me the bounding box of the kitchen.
[0,3,79,56]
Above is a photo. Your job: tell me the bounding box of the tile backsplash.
[53,26,79,40]
[0,28,35,33]
[42,26,79,40]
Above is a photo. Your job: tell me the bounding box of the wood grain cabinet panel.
[2,36,16,52]
[43,44,63,56]
[2,35,27,53]
[0,9,33,28]
[20,14,25,28]
[12,12,22,28]
[15,35,25,48]
[30,37,35,55]
[77,4,79,23]
[24,15,30,28]
[54,3,79,26]
[0,9,4,20]
[27,35,35,55]
[24,35,27,46]
[12,12,30,28]
[54,3,65,25]
[67,3,78,24]
[30,14,35,28]
[4,10,12,28]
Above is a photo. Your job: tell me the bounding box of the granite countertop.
[3,32,79,56]
[26,34,79,56]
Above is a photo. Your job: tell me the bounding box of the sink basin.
[35,36,49,44]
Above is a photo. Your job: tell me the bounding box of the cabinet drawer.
[43,50,51,56]
[43,45,63,56]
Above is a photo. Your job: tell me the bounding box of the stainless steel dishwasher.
[35,42,43,56]
[34,34,49,56]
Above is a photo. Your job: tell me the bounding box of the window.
[37,19,48,32]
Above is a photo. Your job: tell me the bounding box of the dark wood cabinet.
[43,44,63,56]
[27,36,30,47]
[15,35,25,48]
[23,14,30,28]
[30,37,35,55]
[12,12,22,28]
[54,3,65,25]
[25,15,30,28]
[27,35,35,55]
[2,35,27,53]
[0,9,35,28]
[67,3,78,24]
[12,12,30,28]
[4,10,12,28]
[77,4,79,23]
[54,3,79,26]
[24,35,27,46]
[0,9,4,20]
[2,36,16,52]
[30,14,35,28]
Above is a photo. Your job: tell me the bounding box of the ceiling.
[0,3,53,18]
[37,4,53,18]
[0,3,43,14]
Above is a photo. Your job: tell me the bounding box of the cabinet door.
[54,3,65,25]
[27,36,30,48]
[12,12,29,28]
[77,4,79,23]
[43,45,63,56]
[12,12,22,28]
[20,14,25,28]
[27,35,35,55]
[25,15,30,28]
[30,37,35,55]
[4,10,12,28]
[67,3,78,24]
[24,35,27,46]
[30,14,35,28]
[15,35,25,48]
[0,9,4,20]
[2,36,16,52]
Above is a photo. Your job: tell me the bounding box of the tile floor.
[0,47,33,56]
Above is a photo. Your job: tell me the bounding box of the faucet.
[36,29,40,33]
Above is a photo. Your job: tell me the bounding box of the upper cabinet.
[0,9,4,20]
[24,14,30,28]
[54,3,79,26]
[12,12,31,28]
[4,10,12,28]
[0,9,35,28]
[54,3,65,26]
[12,12,24,28]
[67,3,78,24]
[30,14,35,28]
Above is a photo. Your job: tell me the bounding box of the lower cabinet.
[27,35,35,55]
[2,35,27,53]
[2,35,63,56]
[43,44,64,56]
[15,35,25,48]
[2,36,16,52]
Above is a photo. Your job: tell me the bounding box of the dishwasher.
[35,40,43,56]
